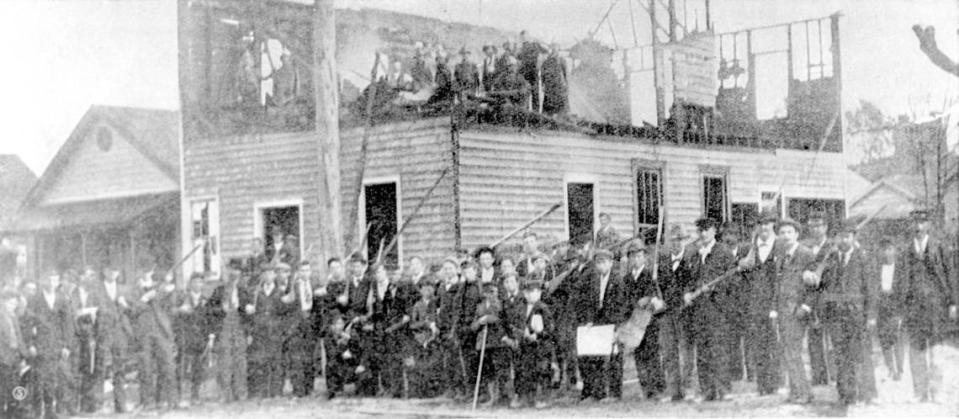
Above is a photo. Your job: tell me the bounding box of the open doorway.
[566,182,595,246]
[364,182,399,267]
[257,204,302,262]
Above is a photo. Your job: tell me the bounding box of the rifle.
[489,202,562,249]
[167,242,204,279]
[380,167,450,262]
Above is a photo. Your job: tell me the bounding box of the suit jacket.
[454,61,480,93]
[684,241,736,308]
[573,267,628,326]
[22,290,75,359]
[248,283,288,354]
[898,235,957,336]
[0,308,25,366]
[623,266,659,312]
[129,285,177,348]
[742,239,780,315]
[513,300,554,356]
[774,243,817,317]
[657,251,690,316]
[208,282,253,335]
[437,282,462,335]
[174,290,212,353]
[88,280,132,351]
[822,247,874,318]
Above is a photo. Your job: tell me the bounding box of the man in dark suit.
[511,278,554,408]
[820,220,876,405]
[436,258,466,398]
[129,269,178,411]
[682,218,735,401]
[280,261,319,398]
[22,269,76,419]
[737,215,782,396]
[208,260,252,403]
[71,267,101,413]
[89,266,133,413]
[247,264,287,398]
[623,241,666,400]
[454,48,481,98]
[658,224,693,402]
[802,212,832,385]
[720,222,752,384]
[772,219,816,404]
[874,238,905,381]
[173,273,212,405]
[898,209,958,402]
[574,249,628,402]
[1,288,27,416]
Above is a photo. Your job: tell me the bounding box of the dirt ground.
[93,343,959,418]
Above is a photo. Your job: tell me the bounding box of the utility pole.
[313,0,344,266]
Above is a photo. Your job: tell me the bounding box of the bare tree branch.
[912,25,959,77]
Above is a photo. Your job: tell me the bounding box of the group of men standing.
[2,209,958,417]
[381,31,568,115]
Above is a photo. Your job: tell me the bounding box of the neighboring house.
[0,155,38,227]
[6,105,180,282]
[0,155,38,282]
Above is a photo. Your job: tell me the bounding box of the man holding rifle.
[682,218,735,402]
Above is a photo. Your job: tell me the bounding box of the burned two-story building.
[177,0,853,276]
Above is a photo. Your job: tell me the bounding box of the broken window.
[703,173,728,222]
[635,165,663,230]
[190,199,219,275]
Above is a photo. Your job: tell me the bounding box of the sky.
[0,0,956,175]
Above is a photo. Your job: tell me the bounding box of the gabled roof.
[20,105,179,208]
[0,155,37,225]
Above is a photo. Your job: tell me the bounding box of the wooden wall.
[340,118,456,264]
[183,118,456,271]
[183,131,325,266]
[184,117,849,269]
[458,127,848,250]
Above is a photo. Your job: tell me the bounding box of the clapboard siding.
[184,132,324,262]
[341,118,456,263]
[184,116,847,267]
[43,123,178,205]
[458,128,847,250]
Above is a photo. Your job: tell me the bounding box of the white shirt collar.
[42,289,56,308]
[915,235,929,254]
